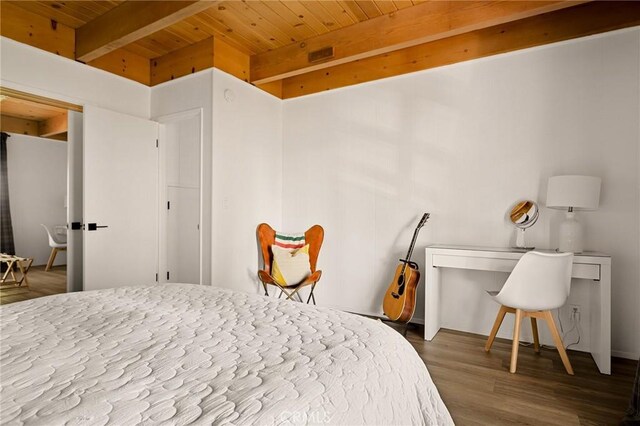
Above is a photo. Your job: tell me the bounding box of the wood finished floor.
[0,265,66,305]
[404,327,636,425]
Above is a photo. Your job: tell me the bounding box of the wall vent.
[308,46,334,63]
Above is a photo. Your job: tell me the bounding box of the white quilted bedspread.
[0,284,452,426]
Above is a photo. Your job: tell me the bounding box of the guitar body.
[383,264,420,323]
[382,213,430,324]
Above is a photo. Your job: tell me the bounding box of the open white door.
[67,110,83,292]
[83,106,159,290]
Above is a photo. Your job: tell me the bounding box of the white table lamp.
[546,175,601,253]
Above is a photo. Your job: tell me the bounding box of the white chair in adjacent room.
[41,224,66,272]
[484,251,575,375]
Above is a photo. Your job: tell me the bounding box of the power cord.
[565,308,581,349]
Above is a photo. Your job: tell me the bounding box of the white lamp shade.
[546,175,601,210]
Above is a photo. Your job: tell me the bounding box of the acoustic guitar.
[382,213,430,323]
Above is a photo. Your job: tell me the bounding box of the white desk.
[424,245,611,375]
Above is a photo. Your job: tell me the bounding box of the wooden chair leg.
[281,287,296,300]
[1,260,15,282]
[510,309,524,373]
[15,259,31,288]
[485,305,508,352]
[45,248,57,272]
[543,310,574,375]
[2,260,15,283]
[531,317,541,353]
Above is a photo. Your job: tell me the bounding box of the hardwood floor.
[405,327,636,425]
[0,265,66,305]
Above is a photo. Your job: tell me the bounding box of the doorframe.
[155,108,204,285]
[0,86,83,293]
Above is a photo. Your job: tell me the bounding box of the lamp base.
[558,211,584,253]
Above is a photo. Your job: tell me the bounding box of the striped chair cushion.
[274,232,306,250]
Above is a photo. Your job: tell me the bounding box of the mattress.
[0,284,453,425]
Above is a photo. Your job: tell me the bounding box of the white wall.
[211,69,282,293]
[0,37,149,118]
[7,134,67,266]
[282,29,640,358]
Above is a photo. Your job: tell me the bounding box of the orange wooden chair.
[257,223,324,304]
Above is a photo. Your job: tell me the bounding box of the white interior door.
[83,105,159,290]
[158,110,202,285]
[67,110,83,292]
[167,186,200,283]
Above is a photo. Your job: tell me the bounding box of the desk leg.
[590,263,611,375]
[424,251,441,341]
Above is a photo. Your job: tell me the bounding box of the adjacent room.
[0,1,638,425]
[0,96,71,303]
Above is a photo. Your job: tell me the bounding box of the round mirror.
[508,200,539,250]
[509,200,539,229]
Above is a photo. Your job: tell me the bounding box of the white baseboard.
[612,350,639,360]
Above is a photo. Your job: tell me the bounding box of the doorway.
[0,87,82,304]
[157,109,203,285]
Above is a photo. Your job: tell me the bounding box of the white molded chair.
[41,224,66,272]
[485,251,575,375]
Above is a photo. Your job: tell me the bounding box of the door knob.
[87,223,109,231]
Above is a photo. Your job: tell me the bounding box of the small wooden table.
[0,253,33,288]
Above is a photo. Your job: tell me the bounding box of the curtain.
[0,132,15,258]
[623,358,640,424]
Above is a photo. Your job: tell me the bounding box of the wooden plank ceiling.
[1,1,640,99]
[0,96,69,141]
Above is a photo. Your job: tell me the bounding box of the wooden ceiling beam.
[251,0,589,84]
[281,1,640,99]
[76,1,216,62]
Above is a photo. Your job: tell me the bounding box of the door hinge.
[167,201,170,210]
[156,139,159,148]
[166,271,170,280]
[155,273,158,282]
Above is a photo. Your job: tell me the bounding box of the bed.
[0,284,452,425]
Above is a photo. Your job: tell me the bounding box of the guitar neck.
[401,214,429,273]
[404,227,420,263]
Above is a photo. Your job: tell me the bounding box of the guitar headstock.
[418,213,430,228]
